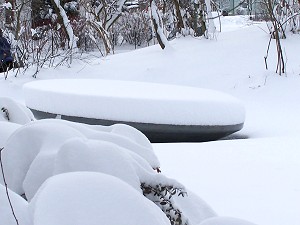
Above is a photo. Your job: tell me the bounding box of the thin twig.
[264,35,272,70]
[0,147,20,225]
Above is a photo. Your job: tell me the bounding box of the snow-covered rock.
[0,184,31,225]
[29,172,171,225]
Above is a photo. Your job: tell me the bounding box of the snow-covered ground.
[1,16,300,225]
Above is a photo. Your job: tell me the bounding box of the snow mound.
[29,172,171,225]
[23,135,183,201]
[1,119,159,195]
[0,184,31,225]
[172,190,217,225]
[198,216,257,225]
[23,137,143,200]
[0,97,35,124]
[1,120,84,194]
[0,121,21,146]
[24,79,245,126]
[40,119,158,166]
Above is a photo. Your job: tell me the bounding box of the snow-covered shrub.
[0,116,221,225]
[29,172,171,225]
[171,191,217,225]
[0,118,159,195]
[0,97,35,124]
[262,0,300,75]
[0,184,31,225]
[23,137,143,200]
[0,122,21,147]
[114,11,152,48]
[141,182,189,225]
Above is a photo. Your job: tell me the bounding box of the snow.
[171,190,217,225]
[0,184,31,225]
[0,122,20,146]
[0,2,12,9]
[29,172,171,225]
[205,0,216,35]
[1,119,159,195]
[0,97,35,124]
[199,217,257,225]
[23,79,245,125]
[53,0,78,49]
[150,0,170,49]
[0,15,300,225]
[154,137,300,225]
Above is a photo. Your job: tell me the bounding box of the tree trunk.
[172,0,185,32]
[150,0,169,49]
[50,0,77,49]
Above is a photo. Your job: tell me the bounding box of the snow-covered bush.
[0,117,217,225]
[24,137,144,200]
[0,100,259,225]
[262,0,300,75]
[1,119,159,195]
[0,122,21,146]
[0,184,31,225]
[29,172,171,225]
[0,97,35,124]
[114,11,152,48]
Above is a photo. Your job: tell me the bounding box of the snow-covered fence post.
[150,0,169,49]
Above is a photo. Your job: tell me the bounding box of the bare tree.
[263,0,299,75]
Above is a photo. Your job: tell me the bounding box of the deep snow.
[0,15,300,225]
